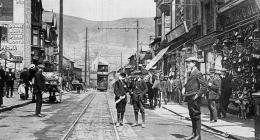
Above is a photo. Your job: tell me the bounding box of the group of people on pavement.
[145,69,183,109]
[113,56,232,140]
[0,65,16,107]
[0,64,46,117]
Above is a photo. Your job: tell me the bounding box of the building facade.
[148,0,260,116]
[42,10,58,72]
[0,0,44,70]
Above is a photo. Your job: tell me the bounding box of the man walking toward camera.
[183,57,208,140]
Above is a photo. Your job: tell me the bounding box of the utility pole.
[97,19,144,71]
[59,0,63,73]
[88,39,90,87]
[121,52,122,70]
[136,20,139,70]
[85,27,88,86]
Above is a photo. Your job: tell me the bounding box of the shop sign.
[220,0,260,28]
[166,22,188,43]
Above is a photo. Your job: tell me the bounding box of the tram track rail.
[60,93,96,140]
[61,91,120,140]
[105,93,120,140]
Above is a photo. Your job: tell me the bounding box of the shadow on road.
[170,133,186,138]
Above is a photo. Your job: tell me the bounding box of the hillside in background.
[58,14,154,71]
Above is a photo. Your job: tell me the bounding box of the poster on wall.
[1,24,24,52]
[0,23,24,70]
[0,0,13,21]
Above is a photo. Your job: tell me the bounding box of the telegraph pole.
[88,40,90,86]
[59,0,63,73]
[136,20,139,70]
[85,27,88,86]
[97,19,144,71]
[121,52,122,69]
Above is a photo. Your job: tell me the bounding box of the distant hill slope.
[58,14,154,71]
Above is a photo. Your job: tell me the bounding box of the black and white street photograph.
[0,0,260,140]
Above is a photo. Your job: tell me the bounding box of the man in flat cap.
[113,72,129,127]
[34,64,46,117]
[131,74,148,128]
[183,57,208,140]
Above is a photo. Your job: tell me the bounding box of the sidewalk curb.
[162,106,243,140]
[0,100,32,113]
[0,93,66,113]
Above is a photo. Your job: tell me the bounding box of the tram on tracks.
[97,64,108,91]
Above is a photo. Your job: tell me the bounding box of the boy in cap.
[206,68,221,123]
[183,57,208,140]
[113,72,129,127]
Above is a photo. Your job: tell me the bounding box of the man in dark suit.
[207,68,221,123]
[131,74,148,128]
[0,65,5,106]
[20,68,30,99]
[183,57,208,140]
[6,68,16,98]
[147,70,156,109]
[34,65,46,117]
[113,72,129,127]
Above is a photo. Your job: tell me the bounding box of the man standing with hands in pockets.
[113,72,129,127]
[182,57,208,140]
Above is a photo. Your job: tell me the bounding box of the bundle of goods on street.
[42,72,62,103]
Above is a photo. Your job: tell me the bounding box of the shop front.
[215,0,260,117]
[165,22,201,81]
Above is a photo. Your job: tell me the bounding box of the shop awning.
[145,46,169,70]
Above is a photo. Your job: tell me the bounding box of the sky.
[42,0,156,21]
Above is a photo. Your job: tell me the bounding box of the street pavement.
[162,102,254,140]
[107,93,226,140]
[0,91,92,140]
[0,92,32,112]
[0,89,253,140]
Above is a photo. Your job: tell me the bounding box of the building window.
[32,29,39,46]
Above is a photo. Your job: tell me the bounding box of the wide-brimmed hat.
[185,57,199,62]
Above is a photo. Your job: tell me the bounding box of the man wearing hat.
[183,57,208,140]
[206,68,221,123]
[113,72,129,127]
[131,74,148,128]
[218,68,230,118]
[0,65,5,107]
[28,64,37,102]
[34,64,46,117]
